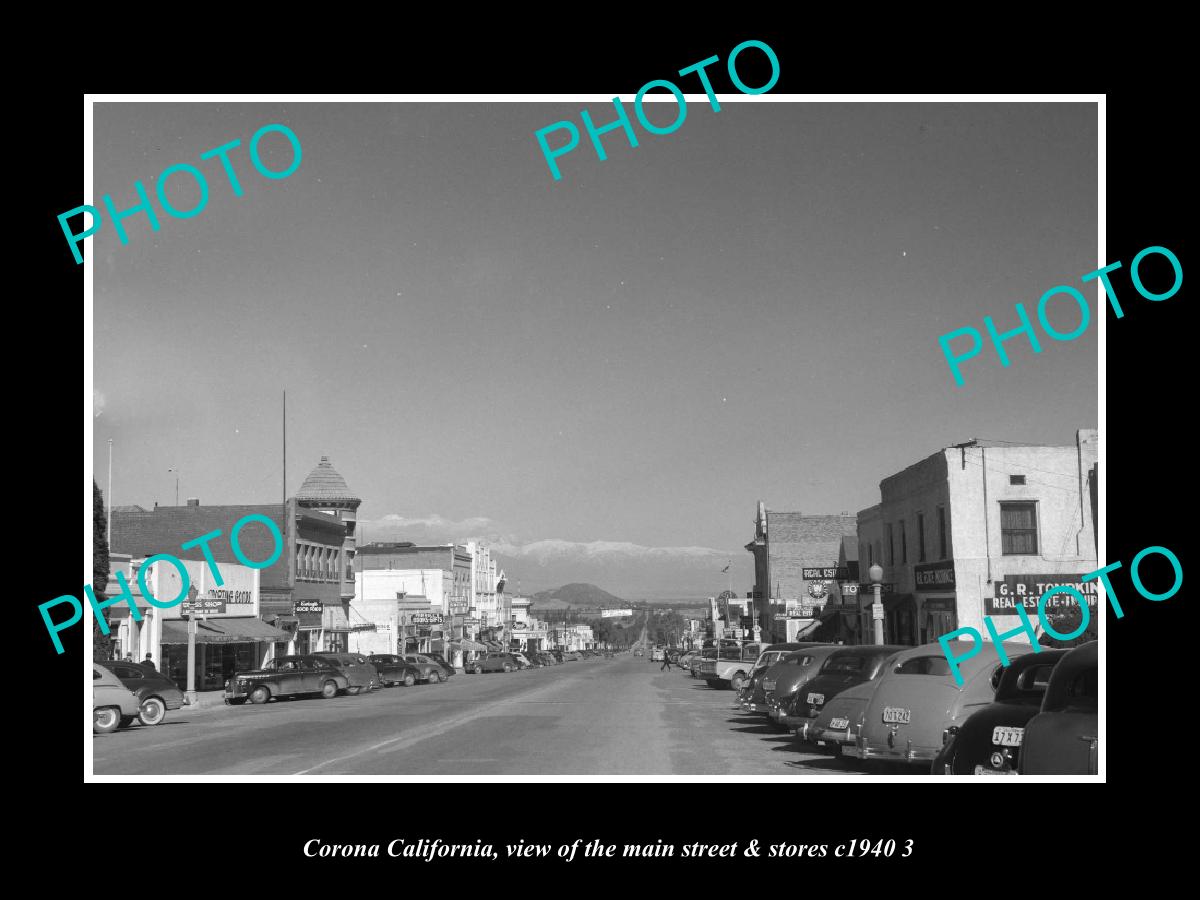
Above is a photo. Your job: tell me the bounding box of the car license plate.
[807,692,824,706]
[992,726,1024,747]
[829,717,850,730]
[882,707,911,724]
[974,765,1017,776]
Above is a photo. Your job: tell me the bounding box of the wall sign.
[914,562,956,591]
[802,567,847,580]
[986,574,1099,615]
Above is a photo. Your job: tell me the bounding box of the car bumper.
[858,742,939,764]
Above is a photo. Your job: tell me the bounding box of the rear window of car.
[822,655,867,673]
[894,656,953,676]
[1068,668,1097,700]
[1014,664,1055,693]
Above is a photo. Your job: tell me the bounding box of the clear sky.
[91,100,1098,597]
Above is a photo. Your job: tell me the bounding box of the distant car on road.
[224,655,349,705]
[93,663,140,734]
[312,652,381,694]
[469,652,520,674]
[1018,641,1098,775]
[634,649,644,657]
[367,653,424,687]
[97,660,186,726]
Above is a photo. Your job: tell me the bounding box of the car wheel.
[473,665,483,675]
[403,673,416,687]
[138,696,167,726]
[249,685,271,705]
[428,671,440,684]
[504,664,513,673]
[730,672,747,692]
[94,707,121,734]
[321,680,339,699]
[347,685,361,695]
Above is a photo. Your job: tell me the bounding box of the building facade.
[856,430,1099,647]
[745,503,860,643]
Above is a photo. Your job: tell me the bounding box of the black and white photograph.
[73,91,1121,783]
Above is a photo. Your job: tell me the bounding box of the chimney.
[186,497,200,507]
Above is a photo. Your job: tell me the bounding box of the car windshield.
[894,656,953,677]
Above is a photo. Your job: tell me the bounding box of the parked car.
[1018,641,1098,775]
[698,642,763,691]
[650,648,665,661]
[563,651,581,662]
[509,652,533,668]
[97,660,186,726]
[312,652,381,693]
[932,648,1069,775]
[367,653,424,687]
[677,650,698,671]
[857,640,1037,767]
[765,645,847,726]
[803,678,885,757]
[402,654,452,683]
[689,648,716,678]
[538,652,559,666]
[634,649,645,657]
[224,655,350,705]
[552,649,566,662]
[737,643,827,713]
[93,663,141,734]
[469,652,520,674]
[779,645,906,735]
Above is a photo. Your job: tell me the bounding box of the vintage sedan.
[857,640,1038,767]
[469,652,520,674]
[738,643,828,713]
[93,663,141,734]
[764,645,846,727]
[933,648,1069,775]
[803,679,883,756]
[780,645,907,735]
[97,660,186,726]
[224,655,350,705]
[366,653,424,687]
[402,653,453,682]
[312,652,381,693]
[1018,640,1098,775]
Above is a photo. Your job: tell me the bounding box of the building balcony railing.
[296,568,342,583]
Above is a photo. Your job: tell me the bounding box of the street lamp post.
[869,564,885,645]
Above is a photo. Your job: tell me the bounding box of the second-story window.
[886,523,895,566]
[1000,501,1038,555]
[917,513,926,562]
[899,520,907,564]
[937,506,948,560]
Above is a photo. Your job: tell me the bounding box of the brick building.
[745,502,859,643]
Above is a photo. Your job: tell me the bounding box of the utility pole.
[106,439,113,540]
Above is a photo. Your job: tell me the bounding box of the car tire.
[249,685,271,705]
[226,698,247,705]
[473,665,483,675]
[138,696,167,726]
[730,672,747,692]
[321,680,339,699]
[347,686,361,695]
[428,671,440,684]
[504,664,513,673]
[94,706,122,734]
[403,673,416,687]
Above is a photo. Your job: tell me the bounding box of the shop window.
[1010,474,1026,485]
[1000,501,1038,555]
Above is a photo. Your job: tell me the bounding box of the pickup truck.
[698,642,763,691]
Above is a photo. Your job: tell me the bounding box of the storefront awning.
[792,619,822,640]
[161,617,292,644]
[453,639,487,651]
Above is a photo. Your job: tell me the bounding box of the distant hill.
[530,583,626,609]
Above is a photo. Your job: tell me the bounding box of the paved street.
[93,654,866,775]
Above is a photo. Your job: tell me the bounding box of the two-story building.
[856,429,1098,646]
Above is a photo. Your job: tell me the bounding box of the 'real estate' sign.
[802,567,847,580]
[986,574,1100,615]
[914,561,956,591]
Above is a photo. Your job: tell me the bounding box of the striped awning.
[453,639,487,652]
[160,617,291,644]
